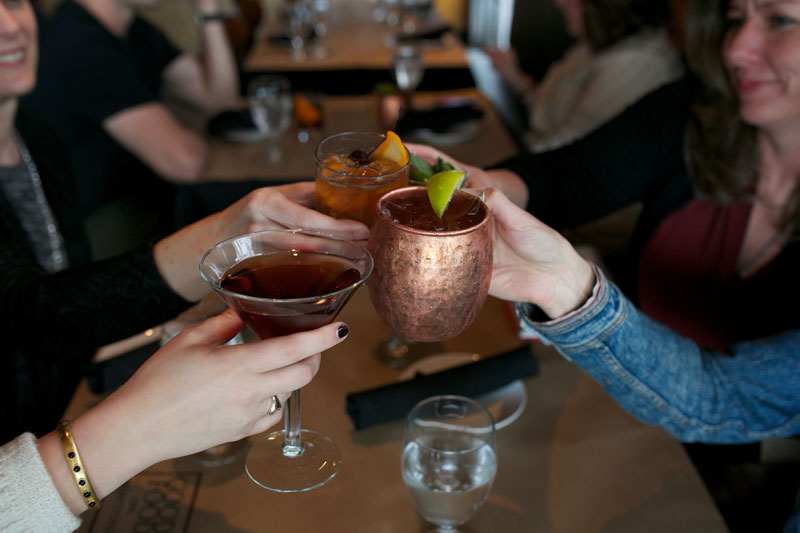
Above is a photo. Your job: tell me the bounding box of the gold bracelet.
[57,420,101,509]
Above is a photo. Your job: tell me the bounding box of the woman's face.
[0,0,37,103]
[555,0,585,39]
[723,0,800,129]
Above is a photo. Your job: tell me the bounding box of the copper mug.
[367,186,492,342]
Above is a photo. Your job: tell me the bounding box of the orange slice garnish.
[371,131,409,167]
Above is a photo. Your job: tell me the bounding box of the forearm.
[520,270,800,443]
[153,210,227,301]
[37,402,153,517]
[196,1,240,110]
[0,243,188,349]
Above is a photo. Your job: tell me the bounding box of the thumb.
[191,308,246,347]
[484,188,530,229]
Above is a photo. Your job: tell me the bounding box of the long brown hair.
[581,0,672,50]
[684,0,800,227]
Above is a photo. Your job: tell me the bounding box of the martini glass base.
[374,334,445,369]
[245,429,341,492]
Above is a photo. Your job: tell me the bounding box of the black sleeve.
[492,77,695,230]
[0,240,189,352]
[130,15,183,76]
[0,109,190,355]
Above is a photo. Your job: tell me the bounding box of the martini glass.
[199,229,373,491]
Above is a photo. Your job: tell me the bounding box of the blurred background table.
[202,89,513,183]
[178,87,515,225]
[243,6,474,94]
[67,290,727,532]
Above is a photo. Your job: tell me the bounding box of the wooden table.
[202,89,517,183]
[245,20,469,73]
[242,10,474,94]
[68,291,727,532]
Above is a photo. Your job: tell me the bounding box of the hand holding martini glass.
[200,229,373,492]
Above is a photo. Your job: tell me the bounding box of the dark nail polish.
[337,324,349,339]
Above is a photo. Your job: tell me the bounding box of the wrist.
[67,398,154,500]
[538,257,596,319]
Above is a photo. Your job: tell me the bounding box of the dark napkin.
[207,109,256,136]
[394,102,484,135]
[346,345,537,430]
[395,25,451,43]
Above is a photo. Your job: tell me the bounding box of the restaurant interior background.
[22,0,800,530]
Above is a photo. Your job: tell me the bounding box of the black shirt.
[0,107,189,442]
[23,0,181,214]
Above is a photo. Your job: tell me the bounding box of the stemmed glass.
[247,75,294,164]
[391,44,424,109]
[287,0,315,61]
[200,229,373,492]
[383,0,401,27]
[402,395,497,532]
[399,0,432,34]
[310,0,331,59]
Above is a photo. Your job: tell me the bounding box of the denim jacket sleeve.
[516,265,800,443]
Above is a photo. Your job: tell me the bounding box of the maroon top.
[638,199,799,350]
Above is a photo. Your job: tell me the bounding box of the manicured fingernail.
[337,324,349,339]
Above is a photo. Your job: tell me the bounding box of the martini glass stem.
[282,390,304,457]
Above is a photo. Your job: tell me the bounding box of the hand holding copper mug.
[367,185,492,342]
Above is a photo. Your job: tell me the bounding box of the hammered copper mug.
[367,186,492,342]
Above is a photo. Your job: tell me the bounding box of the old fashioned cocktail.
[315,131,410,226]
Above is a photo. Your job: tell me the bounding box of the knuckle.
[298,356,319,385]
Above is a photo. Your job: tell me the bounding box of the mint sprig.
[409,153,457,184]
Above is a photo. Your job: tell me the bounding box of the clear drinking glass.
[310,0,331,59]
[391,44,424,108]
[399,0,432,34]
[199,229,373,492]
[287,0,315,61]
[247,75,294,164]
[314,131,410,226]
[402,395,497,532]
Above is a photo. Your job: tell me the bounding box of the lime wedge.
[427,170,465,218]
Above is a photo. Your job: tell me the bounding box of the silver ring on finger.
[267,395,282,416]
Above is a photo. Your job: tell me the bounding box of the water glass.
[310,0,331,59]
[391,44,424,108]
[247,75,293,164]
[399,0,432,34]
[402,395,497,532]
[287,0,315,61]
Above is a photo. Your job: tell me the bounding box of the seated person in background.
[23,0,240,251]
[430,0,799,521]
[1,309,351,531]
[0,0,368,446]
[485,0,684,152]
[483,188,800,532]
[425,0,800,353]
